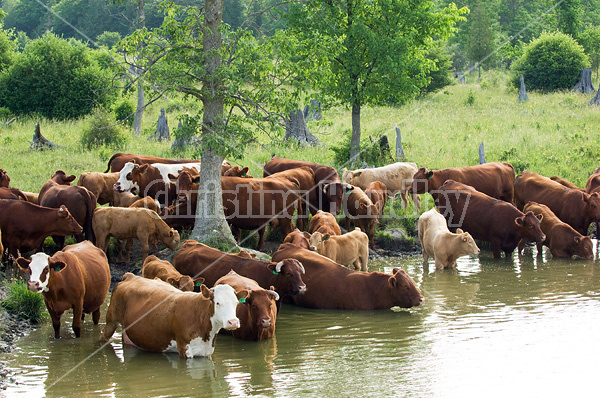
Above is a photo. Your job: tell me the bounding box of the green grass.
[1,280,47,324]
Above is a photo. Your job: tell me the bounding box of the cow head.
[170,170,199,202]
[455,228,480,256]
[170,275,205,292]
[208,284,247,330]
[16,253,67,293]
[308,231,329,252]
[268,259,306,295]
[160,228,181,251]
[235,249,257,259]
[224,165,252,178]
[243,288,279,332]
[569,235,594,260]
[0,169,10,188]
[341,168,353,184]
[515,211,546,243]
[323,182,353,215]
[283,229,311,250]
[51,170,76,185]
[388,267,424,308]
[408,167,433,195]
[57,205,84,235]
[114,162,141,194]
[584,192,600,221]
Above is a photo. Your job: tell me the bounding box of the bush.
[114,99,135,127]
[1,280,46,324]
[422,41,454,94]
[80,108,128,150]
[510,31,589,92]
[330,130,394,168]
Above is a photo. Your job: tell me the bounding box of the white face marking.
[115,162,139,194]
[27,253,52,292]
[211,284,240,331]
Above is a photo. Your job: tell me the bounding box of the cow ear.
[49,260,67,273]
[536,213,543,222]
[355,172,362,178]
[426,170,434,178]
[192,176,200,184]
[16,257,31,272]
[241,167,249,176]
[200,285,213,300]
[139,164,149,174]
[66,175,76,183]
[168,173,178,182]
[456,228,464,234]
[236,289,250,301]
[323,234,330,241]
[388,275,397,288]
[392,267,400,274]
[169,230,174,237]
[58,205,68,217]
[303,231,311,239]
[574,236,581,244]
[193,277,205,289]
[515,217,525,226]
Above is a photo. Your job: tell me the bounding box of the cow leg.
[53,235,65,250]
[48,308,62,339]
[92,308,101,325]
[72,301,83,338]
[400,192,409,209]
[139,237,149,262]
[116,240,124,263]
[491,240,502,259]
[236,228,242,243]
[412,192,421,211]
[345,217,351,232]
[74,233,85,243]
[536,242,544,256]
[100,310,118,342]
[125,239,134,263]
[517,239,527,255]
[257,227,266,251]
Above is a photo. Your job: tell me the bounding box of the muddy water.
[3,245,600,397]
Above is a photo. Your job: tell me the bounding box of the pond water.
[3,245,600,397]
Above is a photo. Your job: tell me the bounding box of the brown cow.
[113,163,179,206]
[272,243,423,310]
[104,152,200,173]
[16,241,110,338]
[585,167,600,194]
[0,168,10,188]
[409,162,515,203]
[214,270,279,341]
[308,210,342,236]
[172,240,306,300]
[100,273,247,358]
[265,167,316,230]
[283,228,311,249]
[263,156,352,215]
[344,186,379,246]
[308,228,370,271]
[39,170,97,247]
[77,172,120,205]
[93,207,180,262]
[0,201,82,257]
[514,171,600,235]
[518,201,593,259]
[437,180,545,259]
[365,181,388,216]
[550,176,582,190]
[0,187,28,201]
[142,255,204,292]
[0,226,3,256]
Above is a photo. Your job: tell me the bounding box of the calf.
[215,271,279,341]
[104,152,199,173]
[437,180,545,259]
[0,201,82,257]
[142,255,204,292]
[417,208,480,269]
[272,243,423,310]
[515,170,600,235]
[344,186,379,246]
[100,273,247,358]
[77,172,120,205]
[518,201,593,259]
[308,210,342,236]
[93,207,180,262]
[342,162,419,209]
[16,241,110,338]
[283,228,311,249]
[410,162,515,203]
[172,240,306,301]
[365,181,387,216]
[308,228,369,271]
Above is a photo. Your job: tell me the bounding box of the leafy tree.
[51,0,131,40]
[286,0,465,165]
[557,0,582,39]
[3,0,54,39]
[465,2,496,80]
[0,11,16,73]
[0,33,115,119]
[96,31,122,49]
[223,0,244,29]
[579,24,600,79]
[422,41,454,94]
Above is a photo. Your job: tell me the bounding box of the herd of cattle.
[1,152,599,358]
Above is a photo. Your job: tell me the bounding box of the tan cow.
[100,273,248,358]
[142,255,204,292]
[418,208,480,269]
[342,162,420,209]
[93,207,180,263]
[308,210,342,236]
[16,241,110,338]
[77,172,120,205]
[308,228,369,271]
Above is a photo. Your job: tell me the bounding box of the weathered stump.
[171,120,200,150]
[479,142,486,164]
[303,99,322,121]
[395,127,405,160]
[284,109,319,145]
[590,88,600,105]
[151,108,170,141]
[29,123,62,150]
[518,75,528,102]
[573,68,595,94]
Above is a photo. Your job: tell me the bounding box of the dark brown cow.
[515,171,600,235]
[114,163,177,206]
[272,243,423,310]
[0,200,82,257]
[16,241,110,338]
[0,187,27,201]
[172,240,306,300]
[437,180,545,259]
[142,255,204,292]
[365,181,388,216]
[215,271,279,341]
[518,202,593,259]
[77,172,120,205]
[39,171,97,247]
[0,168,10,188]
[283,228,311,249]
[409,162,515,203]
[344,186,379,246]
[263,156,351,215]
[550,176,582,190]
[308,210,342,236]
[265,167,316,230]
[104,152,199,173]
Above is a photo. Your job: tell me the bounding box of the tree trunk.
[151,108,170,141]
[303,99,322,121]
[590,87,600,105]
[518,74,528,102]
[478,63,481,81]
[30,123,62,150]
[284,109,319,145]
[132,0,146,136]
[572,68,595,94]
[395,127,404,160]
[349,101,361,168]
[190,0,237,249]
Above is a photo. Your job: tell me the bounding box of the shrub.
[1,280,46,324]
[422,41,454,94]
[80,108,128,150]
[114,99,135,127]
[510,31,589,92]
[330,130,394,168]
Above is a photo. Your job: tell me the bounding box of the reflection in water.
[3,244,600,397]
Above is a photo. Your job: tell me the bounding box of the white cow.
[342,162,420,209]
[114,162,201,195]
[417,208,480,269]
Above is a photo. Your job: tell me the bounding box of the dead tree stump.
[29,123,62,150]
[590,88,600,105]
[573,68,595,94]
[395,127,405,160]
[303,99,322,121]
[284,109,319,145]
[479,142,486,164]
[171,120,200,150]
[518,75,528,102]
[151,108,170,141]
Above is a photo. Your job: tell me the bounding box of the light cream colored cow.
[308,228,369,271]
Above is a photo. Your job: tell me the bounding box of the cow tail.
[84,189,97,244]
[12,188,28,202]
[104,153,121,173]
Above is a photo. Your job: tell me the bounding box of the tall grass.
[1,280,47,324]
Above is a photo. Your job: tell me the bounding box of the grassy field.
[2,70,599,193]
